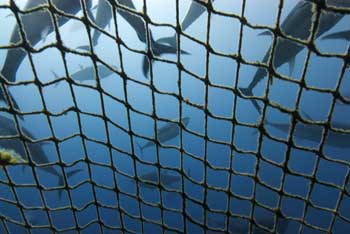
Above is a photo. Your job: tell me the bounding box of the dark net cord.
[0,0,350,233]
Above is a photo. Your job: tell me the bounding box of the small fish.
[136,117,190,157]
[51,64,117,86]
[0,0,94,109]
[0,115,81,198]
[238,0,347,114]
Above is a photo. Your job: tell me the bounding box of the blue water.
[0,0,350,233]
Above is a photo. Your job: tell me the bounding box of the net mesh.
[0,0,350,233]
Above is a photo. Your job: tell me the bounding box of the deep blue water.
[0,0,350,233]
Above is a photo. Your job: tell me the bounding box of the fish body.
[266,120,350,148]
[0,115,81,197]
[0,0,93,108]
[239,0,347,113]
[141,37,190,77]
[52,64,117,85]
[137,117,190,156]
[68,64,116,81]
[138,170,181,189]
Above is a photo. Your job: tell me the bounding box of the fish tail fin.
[57,169,82,199]
[238,87,262,114]
[136,142,144,158]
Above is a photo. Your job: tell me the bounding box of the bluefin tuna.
[77,0,189,77]
[138,169,189,189]
[0,0,94,109]
[136,117,190,157]
[0,115,81,198]
[238,0,350,114]
[51,64,117,86]
[77,0,113,50]
[266,117,350,149]
[157,0,215,48]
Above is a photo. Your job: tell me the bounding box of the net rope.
[0,0,349,233]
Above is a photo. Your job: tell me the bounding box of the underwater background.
[0,0,350,233]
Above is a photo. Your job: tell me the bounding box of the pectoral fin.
[288,57,295,76]
[41,26,50,43]
[69,21,84,32]
[322,31,350,41]
[51,70,61,87]
[258,30,273,37]
[301,111,313,121]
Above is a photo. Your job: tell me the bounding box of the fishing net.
[0,0,350,233]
